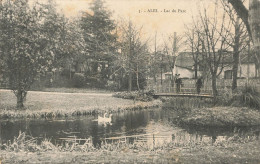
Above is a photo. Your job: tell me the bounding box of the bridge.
[153,93,214,99]
[152,87,214,99]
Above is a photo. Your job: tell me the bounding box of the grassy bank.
[181,106,260,127]
[35,87,112,93]
[0,90,160,118]
[112,90,154,102]
[163,97,260,127]
[0,132,259,163]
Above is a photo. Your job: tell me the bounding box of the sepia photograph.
[0,0,260,163]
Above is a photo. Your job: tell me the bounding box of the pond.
[0,108,259,149]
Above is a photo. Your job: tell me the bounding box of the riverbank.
[181,106,260,127]
[0,89,160,118]
[0,132,259,164]
[163,97,260,127]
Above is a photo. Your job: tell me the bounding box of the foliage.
[80,0,117,87]
[114,20,150,91]
[73,73,85,88]
[112,90,154,102]
[181,106,260,127]
[232,85,260,109]
[1,129,260,163]
[0,0,54,108]
[216,87,233,106]
[0,0,87,108]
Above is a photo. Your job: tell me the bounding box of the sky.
[33,0,249,51]
[56,0,205,34]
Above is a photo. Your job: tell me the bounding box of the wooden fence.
[146,78,260,94]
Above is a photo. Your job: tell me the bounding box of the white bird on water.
[98,113,113,123]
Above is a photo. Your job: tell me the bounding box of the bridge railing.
[147,86,213,95]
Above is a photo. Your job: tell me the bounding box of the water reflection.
[0,108,259,148]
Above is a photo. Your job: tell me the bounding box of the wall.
[219,64,256,79]
[173,66,202,78]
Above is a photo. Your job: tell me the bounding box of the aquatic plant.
[1,130,260,164]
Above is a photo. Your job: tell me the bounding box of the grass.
[162,97,260,127]
[0,131,259,163]
[181,106,260,127]
[0,89,161,118]
[112,90,154,102]
[37,87,113,93]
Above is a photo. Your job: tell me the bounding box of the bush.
[112,90,154,102]
[73,73,85,88]
[216,87,233,106]
[106,80,118,91]
[238,85,260,109]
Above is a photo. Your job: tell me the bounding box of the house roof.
[175,51,255,70]
[222,51,256,64]
[174,52,194,69]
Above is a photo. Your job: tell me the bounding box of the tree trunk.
[249,0,260,77]
[136,65,140,91]
[232,17,240,92]
[232,51,239,91]
[16,89,24,109]
[194,60,198,79]
[128,71,132,92]
[211,74,218,103]
[171,69,174,87]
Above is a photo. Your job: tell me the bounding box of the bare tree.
[116,19,149,91]
[228,0,260,77]
[184,24,203,79]
[221,0,250,91]
[196,3,231,100]
[162,32,183,86]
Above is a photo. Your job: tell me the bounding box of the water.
[0,108,259,148]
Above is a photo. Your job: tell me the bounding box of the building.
[173,51,257,79]
[219,52,257,79]
[173,52,202,78]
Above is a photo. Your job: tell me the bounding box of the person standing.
[196,77,203,94]
[175,74,182,93]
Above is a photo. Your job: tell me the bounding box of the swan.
[98,113,113,123]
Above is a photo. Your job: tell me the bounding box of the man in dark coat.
[175,74,182,93]
[196,77,203,94]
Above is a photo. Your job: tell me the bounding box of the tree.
[221,0,249,91]
[196,3,230,100]
[228,0,260,77]
[0,0,54,108]
[116,20,149,91]
[184,26,202,79]
[162,32,183,86]
[80,0,117,87]
[40,0,85,71]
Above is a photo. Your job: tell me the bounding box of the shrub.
[112,90,154,102]
[238,85,260,109]
[73,73,85,88]
[60,69,71,78]
[106,80,118,91]
[216,87,233,106]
